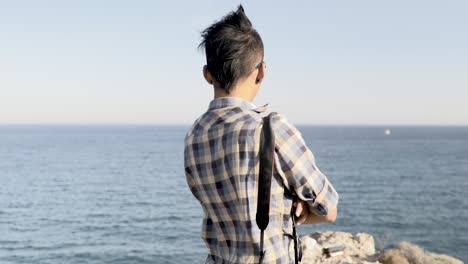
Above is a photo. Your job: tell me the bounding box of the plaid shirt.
[184,97,339,264]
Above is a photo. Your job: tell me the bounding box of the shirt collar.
[208,97,268,113]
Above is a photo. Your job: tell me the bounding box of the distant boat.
[385,129,391,135]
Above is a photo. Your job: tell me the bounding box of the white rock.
[298,231,463,264]
[300,231,379,264]
[378,241,463,264]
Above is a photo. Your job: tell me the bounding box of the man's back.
[185,97,293,263]
[184,97,339,263]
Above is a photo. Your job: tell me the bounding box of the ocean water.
[0,125,467,263]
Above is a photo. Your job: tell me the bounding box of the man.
[184,5,339,264]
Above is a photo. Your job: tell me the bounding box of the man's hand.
[293,200,309,225]
[293,199,338,225]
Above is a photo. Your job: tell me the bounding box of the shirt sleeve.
[271,113,339,216]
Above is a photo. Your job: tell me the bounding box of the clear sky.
[1,0,467,125]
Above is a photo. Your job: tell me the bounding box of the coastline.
[299,231,464,264]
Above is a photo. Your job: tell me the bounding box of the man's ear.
[255,63,265,84]
[203,65,213,85]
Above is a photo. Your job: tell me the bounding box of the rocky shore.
[297,231,463,264]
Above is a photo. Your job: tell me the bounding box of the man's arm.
[272,113,339,223]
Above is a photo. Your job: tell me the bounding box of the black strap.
[292,210,300,264]
[256,113,275,263]
[256,113,275,230]
[256,112,300,264]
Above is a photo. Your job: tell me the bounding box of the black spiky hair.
[199,5,264,92]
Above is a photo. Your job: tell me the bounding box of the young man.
[184,5,339,264]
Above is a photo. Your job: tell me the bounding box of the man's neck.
[214,87,254,102]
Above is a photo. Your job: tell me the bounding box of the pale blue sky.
[1,0,467,125]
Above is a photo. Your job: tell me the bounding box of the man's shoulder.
[270,112,300,134]
[186,108,263,137]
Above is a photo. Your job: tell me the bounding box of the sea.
[0,125,467,263]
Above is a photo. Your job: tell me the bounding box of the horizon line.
[1,123,468,127]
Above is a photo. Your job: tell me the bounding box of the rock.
[298,231,463,264]
[299,231,380,264]
[301,235,322,260]
[378,249,409,264]
[378,241,463,264]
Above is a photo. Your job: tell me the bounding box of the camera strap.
[256,112,300,264]
[256,112,275,263]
